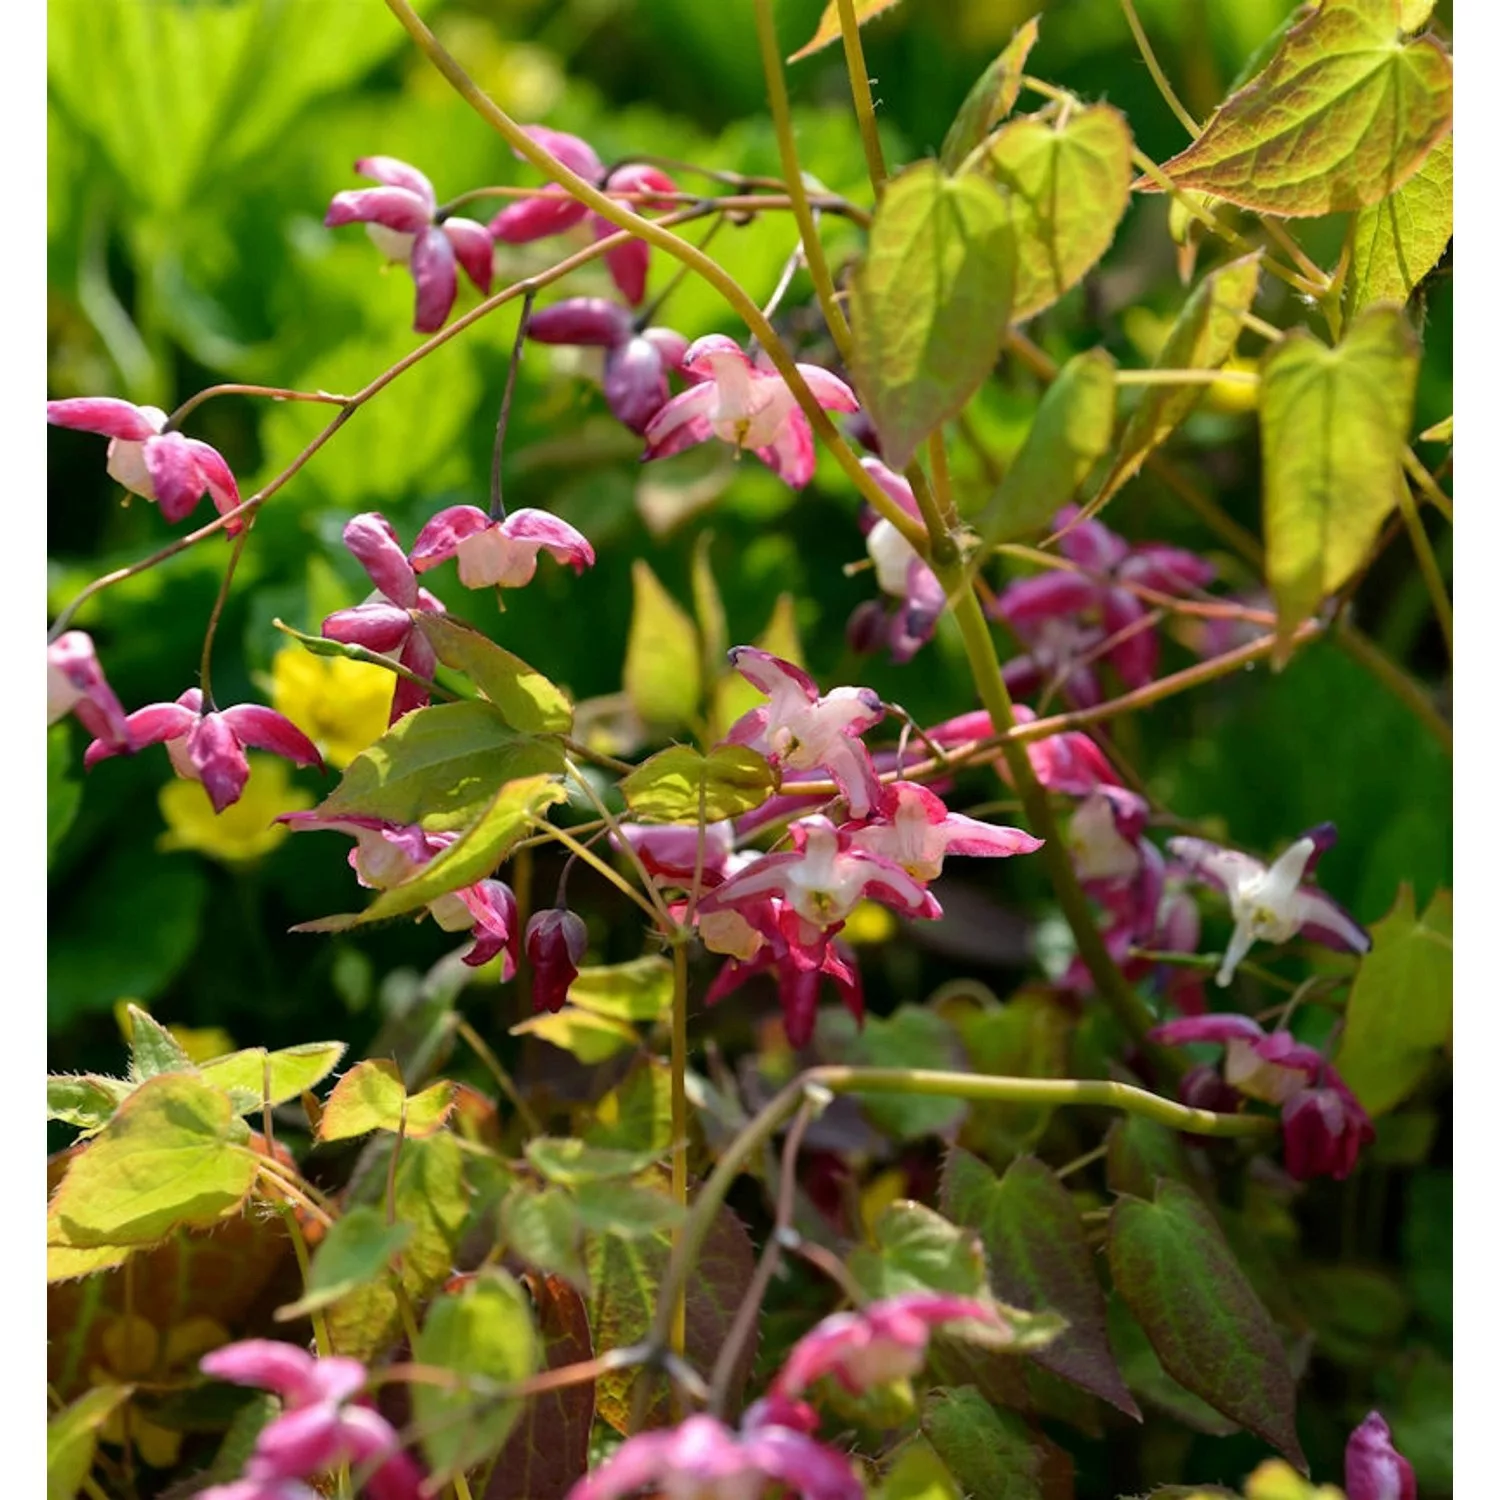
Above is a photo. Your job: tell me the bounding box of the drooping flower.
[1345,1411,1416,1500]
[324,156,494,333]
[923,705,1124,798]
[47,398,243,532]
[85,688,323,814]
[1167,826,1370,985]
[614,819,739,890]
[281,812,522,972]
[525,908,588,1013]
[409,506,595,591]
[1281,1074,1379,1182]
[198,1341,421,1500]
[566,1409,862,1500]
[772,1293,1004,1400]
[48,631,133,751]
[642,336,859,489]
[847,781,1041,882]
[320,512,447,724]
[848,458,947,663]
[489,128,678,306]
[721,647,884,818]
[527,297,689,434]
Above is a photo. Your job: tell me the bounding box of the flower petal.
[754,408,816,488]
[47,397,161,440]
[143,432,211,523]
[181,438,243,533]
[724,646,819,702]
[199,1340,321,1403]
[528,297,634,347]
[322,602,413,653]
[501,508,595,572]
[794,362,860,413]
[409,226,458,333]
[488,194,590,244]
[603,336,670,434]
[518,125,605,181]
[354,156,437,212]
[410,505,492,572]
[442,217,495,294]
[640,384,717,459]
[324,186,432,233]
[993,570,1101,624]
[343,513,418,606]
[218,705,325,771]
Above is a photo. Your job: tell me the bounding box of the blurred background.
[47,1,1451,1490]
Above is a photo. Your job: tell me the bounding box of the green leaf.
[1346,135,1452,315]
[415,613,573,734]
[584,1059,674,1153]
[921,1387,1059,1500]
[1105,1115,1193,1202]
[48,1075,256,1248]
[511,1007,640,1065]
[318,1060,454,1141]
[46,1075,132,1131]
[587,1202,756,1431]
[873,1439,965,1500]
[1148,0,1452,216]
[567,957,675,1023]
[942,1149,1139,1417]
[1105,251,1263,498]
[413,1269,539,1481]
[941,18,1039,171]
[48,723,81,870]
[573,1178,685,1237]
[1260,304,1420,655]
[501,1185,588,1289]
[620,744,774,823]
[1106,1298,1239,1436]
[328,1131,471,1361]
[274,1205,413,1322]
[624,560,701,728]
[820,1006,967,1140]
[1109,1181,1305,1469]
[198,1042,347,1113]
[315,700,565,832]
[690,531,728,678]
[303,775,565,934]
[850,1200,989,1300]
[1400,0,1437,26]
[1335,884,1451,1115]
[985,105,1134,322]
[124,1003,193,1081]
[525,1138,662,1186]
[978,349,1116,545]
[851,160,1015,470]
[1419,413,1452,444]
[789,0,906,62]
[48,1384,134,1500]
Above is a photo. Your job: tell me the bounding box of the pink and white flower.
[325,156,494,333]
[409,505,595,591]
[1345,1411,1416,1500]
[721,648,884,819]
[642,336,859,489]
[84,687,323,814]
[198,1341,421,1500]
[47,398,243,532]
[47,632,133,752]
[321,512,447,723]
[849,458,948,662]
[489,128,677,306]
[848,781,1041,882]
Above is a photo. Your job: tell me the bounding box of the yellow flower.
[158,754,314,864]
[1244,1459,1345,1500]
[269,645,393,768]
[842,899,898,946]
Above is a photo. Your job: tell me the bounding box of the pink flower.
[1168,825,1369,985]
[1345,1411,1416,1500]
[566,1410,862,1500]
[525,908,588,1013]
[47,632,133,752]
[198,1341,421,1500]
[84,687,323,814]
[528,297,689,434]
[847,781,1041,882]
[1281,1073,1378,1182]
[489,128,677,306]
[282,812,521,972]
[614,820,739,890]
[642,336,859,489]
[47,398,243,532]
[721,648,884,819]
[321,512,447,723]
[772,1293,1003,1399]
[924,705,1124,798]
[409,505,595,591]
[849,459,947,662]
[325,156,494,333]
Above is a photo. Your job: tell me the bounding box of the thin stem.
[1331,618,1451,753]
[1055,1141,1110,1180]
[165,384,351,431]
[1128,947,1300,995]
[669,938,691,1363]
[489,289,536,521]
[836,0,889,193]
[637,212,728,328]
[197,526,250,710]
[533,818,663,924]
[1118,0,1200,137]
[272,619,462,702]
[752,0,855,361]
[1115,368,1259,387]
[1403,446,1455,524]
[1393,483,1453,657]
[275,1200,335,1359]
[563,756,678,932]
[454,1017,541,1136]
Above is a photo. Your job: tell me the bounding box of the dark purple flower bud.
[528,297,634,348]
[1345,1411,1416,1500]
[604,336,671,434]
[1180,1062,1241,1115]
[1280,1072,1375,1181]
[846,599,890,656]
[525,908,588,1013]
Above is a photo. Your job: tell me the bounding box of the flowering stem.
[274,1199,335,1359]
[669,936,691,1365]
[836,0,889,194]
[531,818,663,926]
[163,383,351,431]
[1402,446,1454,523]
[563,757,678,933]
[1118,0,1200,137]
[381,0,928,553]
[197,526,250,711]
[1393,481,1453,657]
[488,288,536,521]
[454,1017,541,1136]
[1115,368,1259,387]
[649,1065,1274,1353]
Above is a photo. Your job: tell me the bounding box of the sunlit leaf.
[524,1138,662,1187]
[941,18,1040,171]
[789,0,906,62]
[1346,136,1452,314]
[851,160,1015,469]
[48,1384,134,1500]
[567,958,675,1024]
[624,559,701,729]
[1147,0,1452,217]
[47,1075,132,1132]
[317,1059,454,1141]
[511,1008,640,1065]
[985,105,1133,321]
[415,613,574,734]
[849,1200,989,1300]
[620,744,774,823]
[572,1177,685,1237]
[502,1186,588,1290]
[1260,304,1420,656]
[123,1003,193,1081]
[690,532,728,677]
[1335,884,1451,1115]
[198,1043,347,1114]
[872,1438,964,1500]
[274,1205,413,1322]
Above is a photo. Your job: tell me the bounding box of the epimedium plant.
[44,1,1453,1499]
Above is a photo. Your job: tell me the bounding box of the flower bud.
[525,908,588,1013]
[1345,1411,1416,1500]
[1280,1076,1375,1182]
[527,297,634,348]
